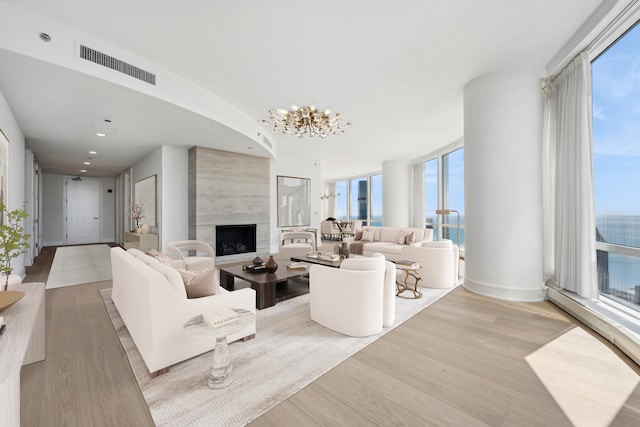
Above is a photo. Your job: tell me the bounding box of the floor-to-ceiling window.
[327,174,382,225]
[592,20,640,313]
[422,146,464,250]
[424,158,439,239]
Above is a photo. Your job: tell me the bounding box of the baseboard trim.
[546,285,640,366]
[464,277,545,302]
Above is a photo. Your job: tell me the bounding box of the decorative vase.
[265,255,278,273]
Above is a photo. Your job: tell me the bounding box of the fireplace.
[216,224,257,256]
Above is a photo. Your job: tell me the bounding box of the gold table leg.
[396,269,422,299]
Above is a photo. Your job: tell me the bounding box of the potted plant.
[0,200,30,291]
[129,203,145,232]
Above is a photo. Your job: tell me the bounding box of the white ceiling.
[0,0,606,180]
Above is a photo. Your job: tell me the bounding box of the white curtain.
[409,162,425,228]
[542,51,597,299]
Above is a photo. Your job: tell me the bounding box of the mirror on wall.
[134,175,157,227]
[277,175,311,227]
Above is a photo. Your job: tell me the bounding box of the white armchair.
[279,231,317,260]
[166,240,215,271]
[309,253,396,337]
[400,239,459,288]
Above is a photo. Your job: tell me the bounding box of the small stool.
[395,262,422,299]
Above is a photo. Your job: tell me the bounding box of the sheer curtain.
[409,162,425,229]
[542,51,597,299]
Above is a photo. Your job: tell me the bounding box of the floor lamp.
[436,209,461,279]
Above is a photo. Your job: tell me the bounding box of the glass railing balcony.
[596,241,640,313]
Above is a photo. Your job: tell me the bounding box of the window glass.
[592,20,640,309]
[424,158,439,239]
[350,177,368,221]
[443,148,464,249]
[370,174,383,226]
[334,180,348,220]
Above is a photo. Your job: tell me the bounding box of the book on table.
[287,262,308,270]
[396,260,420,269]
[202,308,238,328]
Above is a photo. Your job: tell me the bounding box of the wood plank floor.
[20,246,640,426]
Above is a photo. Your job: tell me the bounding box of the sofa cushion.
[405,231,416,245]
[178,268,220,298]
[127,248,188,298]
[361,229,375,241]
[397,230,407,244]
[146,249,173,265]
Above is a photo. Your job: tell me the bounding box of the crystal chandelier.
[260,105,351,138]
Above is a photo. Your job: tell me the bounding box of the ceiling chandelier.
[260,105,351,138]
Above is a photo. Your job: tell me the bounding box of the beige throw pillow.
[178,268,220,299]
[354,230,363,241]
[405,231,416,245]
[361,229,375,242]
[146,249,173,265]
[397,230,407,245]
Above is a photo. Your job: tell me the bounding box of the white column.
[382,159,409,227]
[463,68,545,301]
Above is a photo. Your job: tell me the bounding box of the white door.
[66,178,101,244]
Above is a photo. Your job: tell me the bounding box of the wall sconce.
[320,192,340,200]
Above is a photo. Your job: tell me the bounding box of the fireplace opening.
[216,224,256,256]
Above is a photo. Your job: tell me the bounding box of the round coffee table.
[183,308,254,389]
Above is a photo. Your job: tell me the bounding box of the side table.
[183,308,255,389]
[395,262,423,299]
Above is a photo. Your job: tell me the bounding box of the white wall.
[463,68,545,302]
[131,145,189,251]
[161,145,189,249]
[382,159,410,227]
[271,152,322,253]
[0,88,27,278]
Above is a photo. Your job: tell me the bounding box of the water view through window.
[592,20,640,312]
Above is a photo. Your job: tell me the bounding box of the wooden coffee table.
[219,265,309,309]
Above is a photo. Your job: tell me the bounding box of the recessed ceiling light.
[89,150,97,155]
[83,161,91,165]
[39,33,51,42]
[96,133,106,137]
[104,119,112,123]
[80,169,87,173]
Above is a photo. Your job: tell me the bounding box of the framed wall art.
[134,174,157,227]
[277,175,311,227]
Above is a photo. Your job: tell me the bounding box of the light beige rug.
[101,285,457,427]
[46,244,112,289]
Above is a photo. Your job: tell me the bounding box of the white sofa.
[110,247,256,376]
[345,226,433,262]
[309,253,396,337]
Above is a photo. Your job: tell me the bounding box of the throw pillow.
[354,230,363,241]
[146,249,172,265]
[178,268,220,299]
[397,230,407,245]
[361,229,375,242]
[405,231,416,245]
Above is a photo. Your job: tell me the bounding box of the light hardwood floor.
[21,246,640,426]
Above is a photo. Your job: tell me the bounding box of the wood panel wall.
[189,147,270,263]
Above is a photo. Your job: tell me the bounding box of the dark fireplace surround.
[216,224,257,256]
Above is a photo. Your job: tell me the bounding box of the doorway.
[66,178,101,244]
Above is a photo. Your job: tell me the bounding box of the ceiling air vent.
[80,45,156,85]
[262,136,272,149]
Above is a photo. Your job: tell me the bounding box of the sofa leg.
[149,367,170,378]
[241,334,255,342]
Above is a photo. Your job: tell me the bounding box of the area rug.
[101,284,457,427]
[46,244,112,289]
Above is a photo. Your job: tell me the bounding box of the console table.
[0,282,46,427]
[123,231,158,252]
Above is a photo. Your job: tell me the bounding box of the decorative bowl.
[0,290,25,312]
